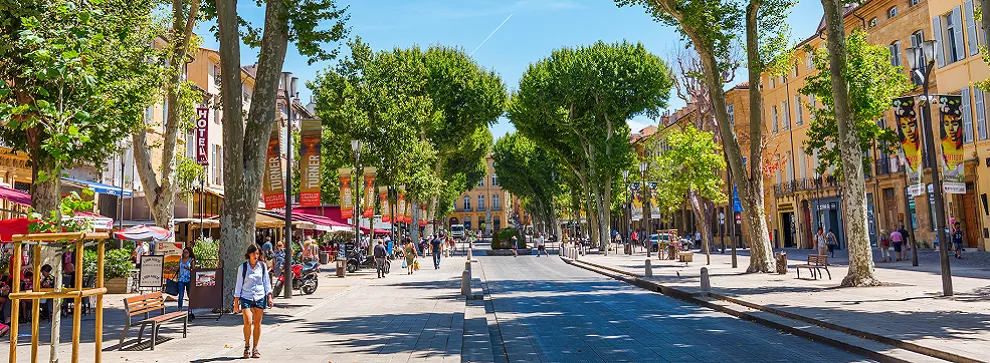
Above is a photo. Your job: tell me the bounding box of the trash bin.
[775,252,787,274]
[667,244,677,260]
[319,251,329,265]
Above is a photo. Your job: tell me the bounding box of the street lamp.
[281,71,298,298]
[906,39,953,296]
[639,162,651,258]
[346,139,362,278]
[622,169,630,255]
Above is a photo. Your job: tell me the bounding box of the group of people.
[877,225,912,262]
[0,249,80,337]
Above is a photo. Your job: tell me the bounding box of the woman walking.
[405,239,418,275]
[177,247,196,312]
[233,245,273,359]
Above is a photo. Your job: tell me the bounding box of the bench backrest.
[124,292,166,317]
[807,254,828,266]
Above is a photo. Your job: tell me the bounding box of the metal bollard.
[462,269,472,297]
[700,267,711,291]
[645,259,653,277]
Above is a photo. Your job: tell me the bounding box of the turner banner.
[418,204,427,227]
[262,128,285,209]
[379,187,391,223]
[405,199,412,224]
[938,95,966,194]
[397,187,407,224]
[338,168,354,219]
[195,108,209,166]
[363,168,376,218]
[299,120,322,206]
[893,96,923,196]
[631,183,643,221]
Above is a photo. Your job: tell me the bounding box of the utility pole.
[281,72,298,298]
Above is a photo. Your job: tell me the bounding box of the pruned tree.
[615,0,795,272]
[208,0,349,305]
[493,132,562,238]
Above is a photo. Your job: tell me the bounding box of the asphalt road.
[477,254,874,363]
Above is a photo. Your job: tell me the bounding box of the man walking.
[431,234,443,269]
[373,240,388,278]
[897,224,910,261]
[536,233,549,257]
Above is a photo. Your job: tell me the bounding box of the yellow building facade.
[446,155,515,235]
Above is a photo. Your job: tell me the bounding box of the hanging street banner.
[405,198,412,225]
[893,96,924,196]
[649,182,660,219]
[262,128,285,209]
[363,168,376,218]
[397,186,407,224]
[631,183,643,221]
[299,119,322,206]
[379,187,391,223]
[938,95,966,194]
[195,108,210,166]
[418,204,428,227]
[338,168,354,219]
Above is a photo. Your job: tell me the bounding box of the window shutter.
[783,101,790,130]
[963,87,974,143]
[953,7,967,61]
[976,89,987,140]
[966,0,978,56]
[933,16,945,67]
[795,95,803,126]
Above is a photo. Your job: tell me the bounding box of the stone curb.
[560,256,974,363]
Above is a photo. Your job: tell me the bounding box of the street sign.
[735,213,741,224]
[719,212,725,225]
[195,108,209,166]
[733,185,742,212]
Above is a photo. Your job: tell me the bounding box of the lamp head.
[351,139,361,152]
[922,40,936,63]
[639,162,647,173]
[622,170,630,179]
[906,47,918,70]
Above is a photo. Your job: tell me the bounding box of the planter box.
[105,276,132,294]
[486,249,533,256]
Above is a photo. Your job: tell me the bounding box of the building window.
[478,178,484,187]
[798,147,806,179]
[935,7,965,67]
[869,17,878,28]
[492,173,498,186]
[727,104,735,125]
[464,196,471,211]
[888,6,898,19]
[213,145,223,185]
[910,0,919,7]
[806,52,814,70]
[910,30,926,85]
[782,101,790,130]
[493,194,500,210]
[792,64,798,78]
[795,95,803,126]
[772,106,779,133]
[889,41,902,67]
[769,76,775,88]
[809,94,817,108]
[478,195,485,211]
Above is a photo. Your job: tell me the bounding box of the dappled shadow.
[293,311,463,358]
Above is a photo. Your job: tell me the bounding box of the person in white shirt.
[233,245,273,359]
[536,233,549,257]
[131,241,148,268]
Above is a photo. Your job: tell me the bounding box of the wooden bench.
[119,292,187,350]
[678,251,694,262]
[796,254,831,280]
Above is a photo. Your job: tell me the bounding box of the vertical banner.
[397,186,407,224]
[938,95,966,194]
[418,204,428,227]
[405,199,412,224]
[893,96,924,196]
[631,183,643,221]
[363,168,376,218]
[299,120,322,206]
[262,128,285,209]
[649,182,660,218]
[379,186,391,223]
[338,168,354,219]
[195,108,209,165]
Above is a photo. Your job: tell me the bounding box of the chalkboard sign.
[138,255,165,288]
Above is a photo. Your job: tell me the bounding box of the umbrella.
[0,218,34,243]
[113,225,173,242]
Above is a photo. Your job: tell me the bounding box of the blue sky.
[198,0,825,138]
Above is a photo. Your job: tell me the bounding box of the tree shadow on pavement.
[294,312,464,359]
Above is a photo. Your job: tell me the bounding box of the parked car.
[650,233,693,252]
[450,224,465,240]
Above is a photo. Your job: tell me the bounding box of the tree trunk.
[216,0,290,306]
[820,0,880,286]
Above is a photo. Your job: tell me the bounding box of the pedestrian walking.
[878,230,891,262]
[132,241,148,268]
[177,247,195,311]
[826,229,838,258]
[233,244,273,359]
[511,236,519,257]
[536,233,549,257]
[952,222,964,259]
[374,240,388,278]
[890,228,904,261]
[815,228,826,256]
[405,239,418,275]
[431,234,443,269]
[897,225,910,261]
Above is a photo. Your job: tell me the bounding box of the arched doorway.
[448,217,459,228]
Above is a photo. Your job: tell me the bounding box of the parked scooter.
[345,249,380,273]
[272,261,319,296]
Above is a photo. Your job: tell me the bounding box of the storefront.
[811,196,845,249]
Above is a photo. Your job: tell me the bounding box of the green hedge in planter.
[492,228,526,249]
[193,238,220,268]
[83,248,133,280]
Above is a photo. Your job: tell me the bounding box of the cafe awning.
[0,185,31,206]
[269,211,351,232]
[62,177,132,197]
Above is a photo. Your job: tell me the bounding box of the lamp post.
[350,140,362,277]
[281,72,298,298]
[622,169,630,255]
[640,162,651,258]
[906,39,953,296]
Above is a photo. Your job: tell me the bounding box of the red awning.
[113,225,173,242]
[0,185,31,206]
[0,218,34,243]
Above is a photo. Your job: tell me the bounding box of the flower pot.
[104,276,132,294]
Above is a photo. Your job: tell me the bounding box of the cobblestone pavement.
[3,256,468,363]
[576,246,990,362]
[477,254,873,363]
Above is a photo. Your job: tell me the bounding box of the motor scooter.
[272,261,319,296]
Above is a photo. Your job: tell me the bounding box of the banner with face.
[938,95,965,194]
[893,96,923,196]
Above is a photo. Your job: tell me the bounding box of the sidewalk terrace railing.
[774,176,841,197]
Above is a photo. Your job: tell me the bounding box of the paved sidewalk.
[3,258,469,363]
[572,246,990,363]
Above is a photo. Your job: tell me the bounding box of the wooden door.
[963,192,980,248]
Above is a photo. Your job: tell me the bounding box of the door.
[828,208,841,249]
[802,201,813,249]
[884,188,898,230]
[781,212,796,247]
[963,191,980,248]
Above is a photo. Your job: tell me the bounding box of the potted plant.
[85,248,134,294]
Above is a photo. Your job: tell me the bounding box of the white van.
[450,224,465,240]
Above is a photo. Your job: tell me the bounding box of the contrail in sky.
[470,14,513,56]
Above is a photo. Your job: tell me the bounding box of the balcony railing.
[773,175,841,197]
